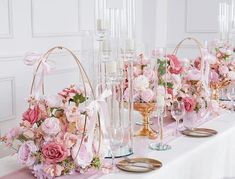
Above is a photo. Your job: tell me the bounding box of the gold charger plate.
[181,128,218,137]
[116,157,162,173]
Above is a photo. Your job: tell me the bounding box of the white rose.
[133,75,149,90]
[41,117,61,136]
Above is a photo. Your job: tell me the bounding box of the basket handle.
[30,46,95,99]
[29,46,102,156]
[173,37,203,58]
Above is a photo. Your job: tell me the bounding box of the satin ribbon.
[84,89,112,157]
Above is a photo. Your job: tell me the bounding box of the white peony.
[133,75,149,90]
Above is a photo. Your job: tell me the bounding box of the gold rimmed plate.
[116,157,162,173]
[181,128,218,137]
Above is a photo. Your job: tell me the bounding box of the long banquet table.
[1,112,235,179]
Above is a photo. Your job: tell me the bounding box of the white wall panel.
[31,0,79,37]
[0,76,15,121]
[0,0,12,38]
[186,0,219,33]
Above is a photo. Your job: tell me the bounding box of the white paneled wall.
[0,0,146,157]
[166,0,235,57]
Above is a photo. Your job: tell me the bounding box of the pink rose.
[41,117,61,136]
[22,105,40,125]
[167,88,173,96]
[143,68,156,81]
[42,142,68,163]
[43,164,64,177]
[194,57,201,70]
[185,69,201,81]
[141,89,155,102]
[167,54,183,74]
[18,141,38,166]
[72,142,93,168]
[183,97,196,112]
[218,65,229,75]
[210,70,220,82]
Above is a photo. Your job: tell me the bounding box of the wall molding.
[0,76,16,121]
[0,49,80,62]
[0,0,13,39]
[184,0,217,34]
[30,0,80,38]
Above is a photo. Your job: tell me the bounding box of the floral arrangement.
[177,67,208,114]
[122,54,183,103]
[209,40,235,86]
[0,85,102,178]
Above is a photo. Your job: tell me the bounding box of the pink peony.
[183,97,196,112]
[41,117,61,136]
[71,142,93,168]
[219,65,229,75]
[210,70,220,82]
[22,105,40,125]
[43,164,64,177]
[141,89,155,102]
[42,142,68,163]
[167,54,183,74]
[18,141,38,166]
[185,69,201,81]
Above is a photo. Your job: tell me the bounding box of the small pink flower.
[183,97,196,112]
[194,57,201,70]
[18,141,38,166]
[6,127,22,141]
[41,117,61,136]
[210,70,220,82]
[42,142,68,163]
[167,54,183,74]
[141,89,155,102]
[218,65,229,75]
[22,105,40,125]
[43,164,64,177]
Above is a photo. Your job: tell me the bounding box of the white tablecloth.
[1,112,235,179]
